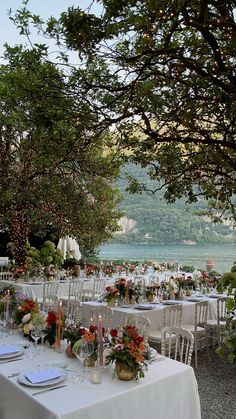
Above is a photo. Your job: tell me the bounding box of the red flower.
[79,327,86,336]
[134,335,143,345]
[110,328,118,337]
[47,310,57,328]
[89,325,97,334]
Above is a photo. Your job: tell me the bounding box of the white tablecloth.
[0,280,94,300]
[82,298,217,331]
[0,332,201,419]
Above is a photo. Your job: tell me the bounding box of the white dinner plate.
[187,297,205,302]
[0,345,24,359]
[162,300,182,305]
[18,368,67,387]
[134,304,153,310]
[147,347,158,360]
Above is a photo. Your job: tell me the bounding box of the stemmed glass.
[75,342,94,381]
[38,327,48,351]
[31,328,41,355]
[8,310,16,336]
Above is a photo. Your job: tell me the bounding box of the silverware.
[32,384,68,396]
[0,357,24,365]
[149,356,166,364]
[8,372,20,378]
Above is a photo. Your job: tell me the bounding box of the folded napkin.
[0,345,20,356]
[25,368,63,384]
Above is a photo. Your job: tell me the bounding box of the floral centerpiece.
[0,285,18,314]
[15,296,39,327]
[16,296,57,346]
[101,263,116,277]
[86,263,97,277]
[72,324,99,365]
[20,309,57,346]
[105,325,148,380]
[63,319,85,355]
[160,280,179,299]
[46,310,58,346]
[115,278,127,300]
[128,281,142,303]
[103,286,119,306]
[21,311,47,336]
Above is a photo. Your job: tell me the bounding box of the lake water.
[98,243,236,273]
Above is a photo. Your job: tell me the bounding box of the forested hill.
[112,164,236,245]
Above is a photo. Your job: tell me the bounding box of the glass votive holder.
[90,367,102,384]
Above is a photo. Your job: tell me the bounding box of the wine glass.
[38,327,48,351]
[8,311,16,336]
[31,328,41,355]
[75,342,94,380]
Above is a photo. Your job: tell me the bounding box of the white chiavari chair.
[148,304,183,349]
[66,300,83,323]
[93,278,106,300]
[90,306,113,330]
[182,300,209,368]
[76,288,95,302]
[206,297,228,346]
[161,326,194,365]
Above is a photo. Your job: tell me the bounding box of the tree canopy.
[0,44,122,267]
[43,0,236,223]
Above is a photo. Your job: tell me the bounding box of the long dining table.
[0,279,93,300]
[82,297,218,331]
[0,331,201,419]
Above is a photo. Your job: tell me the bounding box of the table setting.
[0,327,201,419]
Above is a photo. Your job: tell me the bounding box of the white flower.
[22,313,31,323]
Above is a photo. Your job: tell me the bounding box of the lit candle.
[90,317,93,326]
[98,314,103,367]
[90,368,102,384]
[57,300,62,351]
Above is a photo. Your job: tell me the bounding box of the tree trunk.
[9,211,29,269]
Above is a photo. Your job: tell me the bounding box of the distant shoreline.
[99,242,236,273]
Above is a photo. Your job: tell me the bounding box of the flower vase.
[83,354,96,368]
[66,343,75,357]
[115,361,135,381]
[107,298,115,308]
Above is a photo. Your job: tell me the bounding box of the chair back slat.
[163,304,183,328]
[68,280,84,300]
[195,301,208,329]
[217,297,228,324]
[66,300,82,323]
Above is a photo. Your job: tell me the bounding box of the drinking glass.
[75,342,94,380]
[39,328,48,351]
[8,313,15,336]
[31,329,41,355]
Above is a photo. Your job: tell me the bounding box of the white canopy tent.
[57,236,82,261]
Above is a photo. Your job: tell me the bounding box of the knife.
[32,384,68,396]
